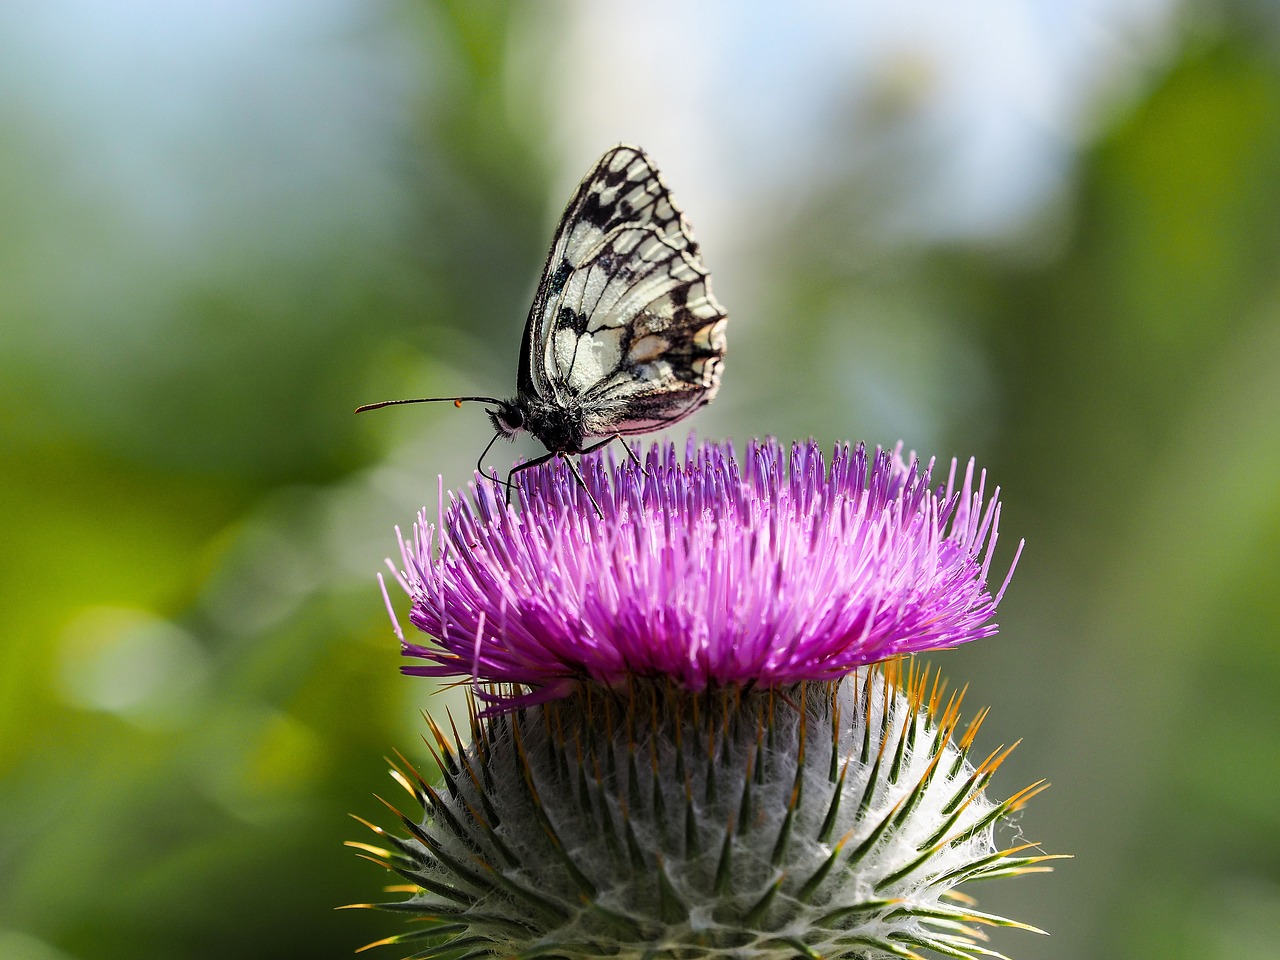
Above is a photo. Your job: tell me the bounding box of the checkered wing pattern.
[518,145,728,437]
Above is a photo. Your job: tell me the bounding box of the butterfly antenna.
[354,396,502,414]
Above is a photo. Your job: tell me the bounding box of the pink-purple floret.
[380,437,1020,707]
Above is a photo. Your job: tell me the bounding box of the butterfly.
[357,144,728,513]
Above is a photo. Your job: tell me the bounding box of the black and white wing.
[518,145,728,437]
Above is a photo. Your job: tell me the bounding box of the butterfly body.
[488,395,592,455]
[357,144,727,507]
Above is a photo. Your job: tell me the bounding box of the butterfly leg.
[616,437,648,476]
[505,451,604,518]
[578,434,648,477]
[477,432,518,501]
[476,432,504,478]
[561,455,605,519]
[504,449,555,506]
[501,450,601,519]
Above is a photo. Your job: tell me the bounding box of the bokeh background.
[3,2,1279,958]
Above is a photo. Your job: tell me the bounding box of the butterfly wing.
[519,145,728,437]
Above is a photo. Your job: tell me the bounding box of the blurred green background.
[3,2,1279,958]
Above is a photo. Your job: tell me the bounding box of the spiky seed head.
[353,665,1059,960]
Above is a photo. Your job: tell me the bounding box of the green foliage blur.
[2,3,1278,959]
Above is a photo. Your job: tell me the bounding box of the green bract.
[352,665,1059,960]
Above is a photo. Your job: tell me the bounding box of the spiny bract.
[351,663,1057,960]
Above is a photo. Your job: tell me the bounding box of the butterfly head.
[488,400,525,440]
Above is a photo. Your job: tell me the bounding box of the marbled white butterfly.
[357,145,728,511]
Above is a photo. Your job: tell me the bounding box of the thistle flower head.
[383,439,1019,708]
[354,436,1058,960]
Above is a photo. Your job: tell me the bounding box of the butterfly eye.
[487,403,524,439]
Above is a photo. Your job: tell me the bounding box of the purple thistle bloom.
[381,437,1020,707]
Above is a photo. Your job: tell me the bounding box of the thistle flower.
[352,439,1060,960]
[382,439,1019,708]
